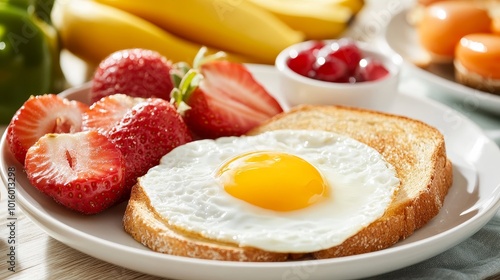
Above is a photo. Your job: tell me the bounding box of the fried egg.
[139,130,400,253]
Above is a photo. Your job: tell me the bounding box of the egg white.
[139,130,400,253]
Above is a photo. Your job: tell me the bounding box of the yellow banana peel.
[93,0,305,64]
[247,0,355,40]
[51,0,253,67]
[312,0,365,14]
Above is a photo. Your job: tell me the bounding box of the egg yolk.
[216,151,328,211]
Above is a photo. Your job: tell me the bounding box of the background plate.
[1,65,500,280]
[383,8,500,116]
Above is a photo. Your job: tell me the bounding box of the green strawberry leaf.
[169,46,227,115]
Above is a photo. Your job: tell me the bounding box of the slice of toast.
[123,105,453,261]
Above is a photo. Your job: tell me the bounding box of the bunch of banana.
[51,0,253,66]
[51,0,364,66]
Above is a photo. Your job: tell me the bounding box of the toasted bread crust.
[124,185,290,261]
[123,105,453,261]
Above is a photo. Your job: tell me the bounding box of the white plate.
[383,8,500,116]
[2,64,500,280]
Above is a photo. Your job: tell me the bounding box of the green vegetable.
[0,0,65,124]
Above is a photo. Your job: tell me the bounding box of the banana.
[246,0,360,40]
[311,0,365,15]
[93,0,305,64]
[51,0,252,67]
[247,0,352,40]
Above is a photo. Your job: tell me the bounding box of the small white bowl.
[275,39,403,111]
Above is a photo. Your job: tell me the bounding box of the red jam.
[286,39,389,83]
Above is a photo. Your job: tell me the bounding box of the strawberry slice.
[7,94,89,165]
[24,130,125,215]
[82,94,144,135]
[171,49,283,139]
[90,48,174,104]
[83,94,192,197]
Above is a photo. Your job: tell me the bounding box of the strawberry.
[90,48,174,104]
[171,48,283,139]
[7,94,88,165]
[82,94,192,197]
[24,130,126,215]
[82,94,144,135]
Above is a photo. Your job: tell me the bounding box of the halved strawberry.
[7,94,89,165]
[171,49,283,139]
[24,130,125,215]
[82,94,144,135]
[90,48,174,104]
[83,94,192,197]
